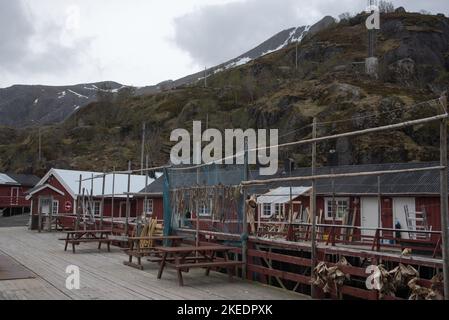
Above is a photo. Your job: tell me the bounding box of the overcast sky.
[0,0,448,88]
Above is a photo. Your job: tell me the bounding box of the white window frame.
[90,201,101,217]
[262,203,273,218]
[143,199,154,215]
[325,197,350,221]
[52,200,59,215]
[275,203,284,217]
[10,187,19,205]
[198,198,212,217]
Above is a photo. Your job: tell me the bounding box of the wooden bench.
[60,230,112,254]
[155,245,243,286]
[123,236,184,270]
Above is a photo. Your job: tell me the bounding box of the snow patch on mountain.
[68,89,89,99]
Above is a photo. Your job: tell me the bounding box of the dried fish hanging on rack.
[311,257,351,299]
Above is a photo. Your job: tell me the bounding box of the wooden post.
[242,139,249,279]
[111,169,115,231]
[76,174,82,230]
[439,95,449,300]
[143,155,149,224]
[196,168,200,249]
[125,161,131,235]
[311,117,317,298]
[377,175,382,229]
[38,198,42,233]
[100,173,105,230]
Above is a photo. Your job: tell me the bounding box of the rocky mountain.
[137,16,336,95]
[1,11,448,175]
[0,16,336,128]
[0,81,124,128]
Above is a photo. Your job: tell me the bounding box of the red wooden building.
[256,162,449,243]
[0,173,40,216]
[26,169,154,229]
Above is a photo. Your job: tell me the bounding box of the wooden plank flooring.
[0,227,309,300]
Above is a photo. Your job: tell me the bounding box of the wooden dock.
[0,227,309,300]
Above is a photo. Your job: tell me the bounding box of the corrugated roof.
[257,187,312,204]
[140,162,448,196]
[0,173,18,185]
[259,162,447,195]
[6,173,40,187]
[33,169,154,198]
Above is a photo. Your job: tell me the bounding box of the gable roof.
[0,173,40,187]
[34,168,153,199]
[258,162,448,195]
[138,166,263,195]
[257,187,312,204]
[26,184,65,199]
[0,173,19,186]
[6,173,40,187]
[139,162,448,196]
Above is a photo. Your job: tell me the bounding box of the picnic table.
[60,230,112,254]
[123,236,184,270]
[155,245,243,286]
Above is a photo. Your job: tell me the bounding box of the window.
[325,198,349,221]
[198,198,212,217]
[275,204,284,217]
[143,199,153,215]
[262,203,273,218]
[89,201,101,217]
[52,200,59,215]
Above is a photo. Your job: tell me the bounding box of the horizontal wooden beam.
[247,264,310,285]
[248,249,312,267]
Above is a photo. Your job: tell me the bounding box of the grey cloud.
[0,0,89,79]
[173,0,309,67]
[173,0,449,68]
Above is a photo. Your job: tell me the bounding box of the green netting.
[163,164,246,237]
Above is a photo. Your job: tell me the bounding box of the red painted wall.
[30,174,142,218]
[134,196,167,221]
[0,185,33,208]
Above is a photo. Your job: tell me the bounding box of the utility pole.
[38,128,42,163]
[204,67,207,88]
[311,117,318,298]
[296,41,299,70]
[140,122,146,175]
[439,95,449,300]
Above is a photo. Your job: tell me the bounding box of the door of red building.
[381,197,393,238]
[10,187,19,206]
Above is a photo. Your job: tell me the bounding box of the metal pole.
[439,95,449,300]
[311,118,317,298]
[125,161,131,235]
[242,139,249,280]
